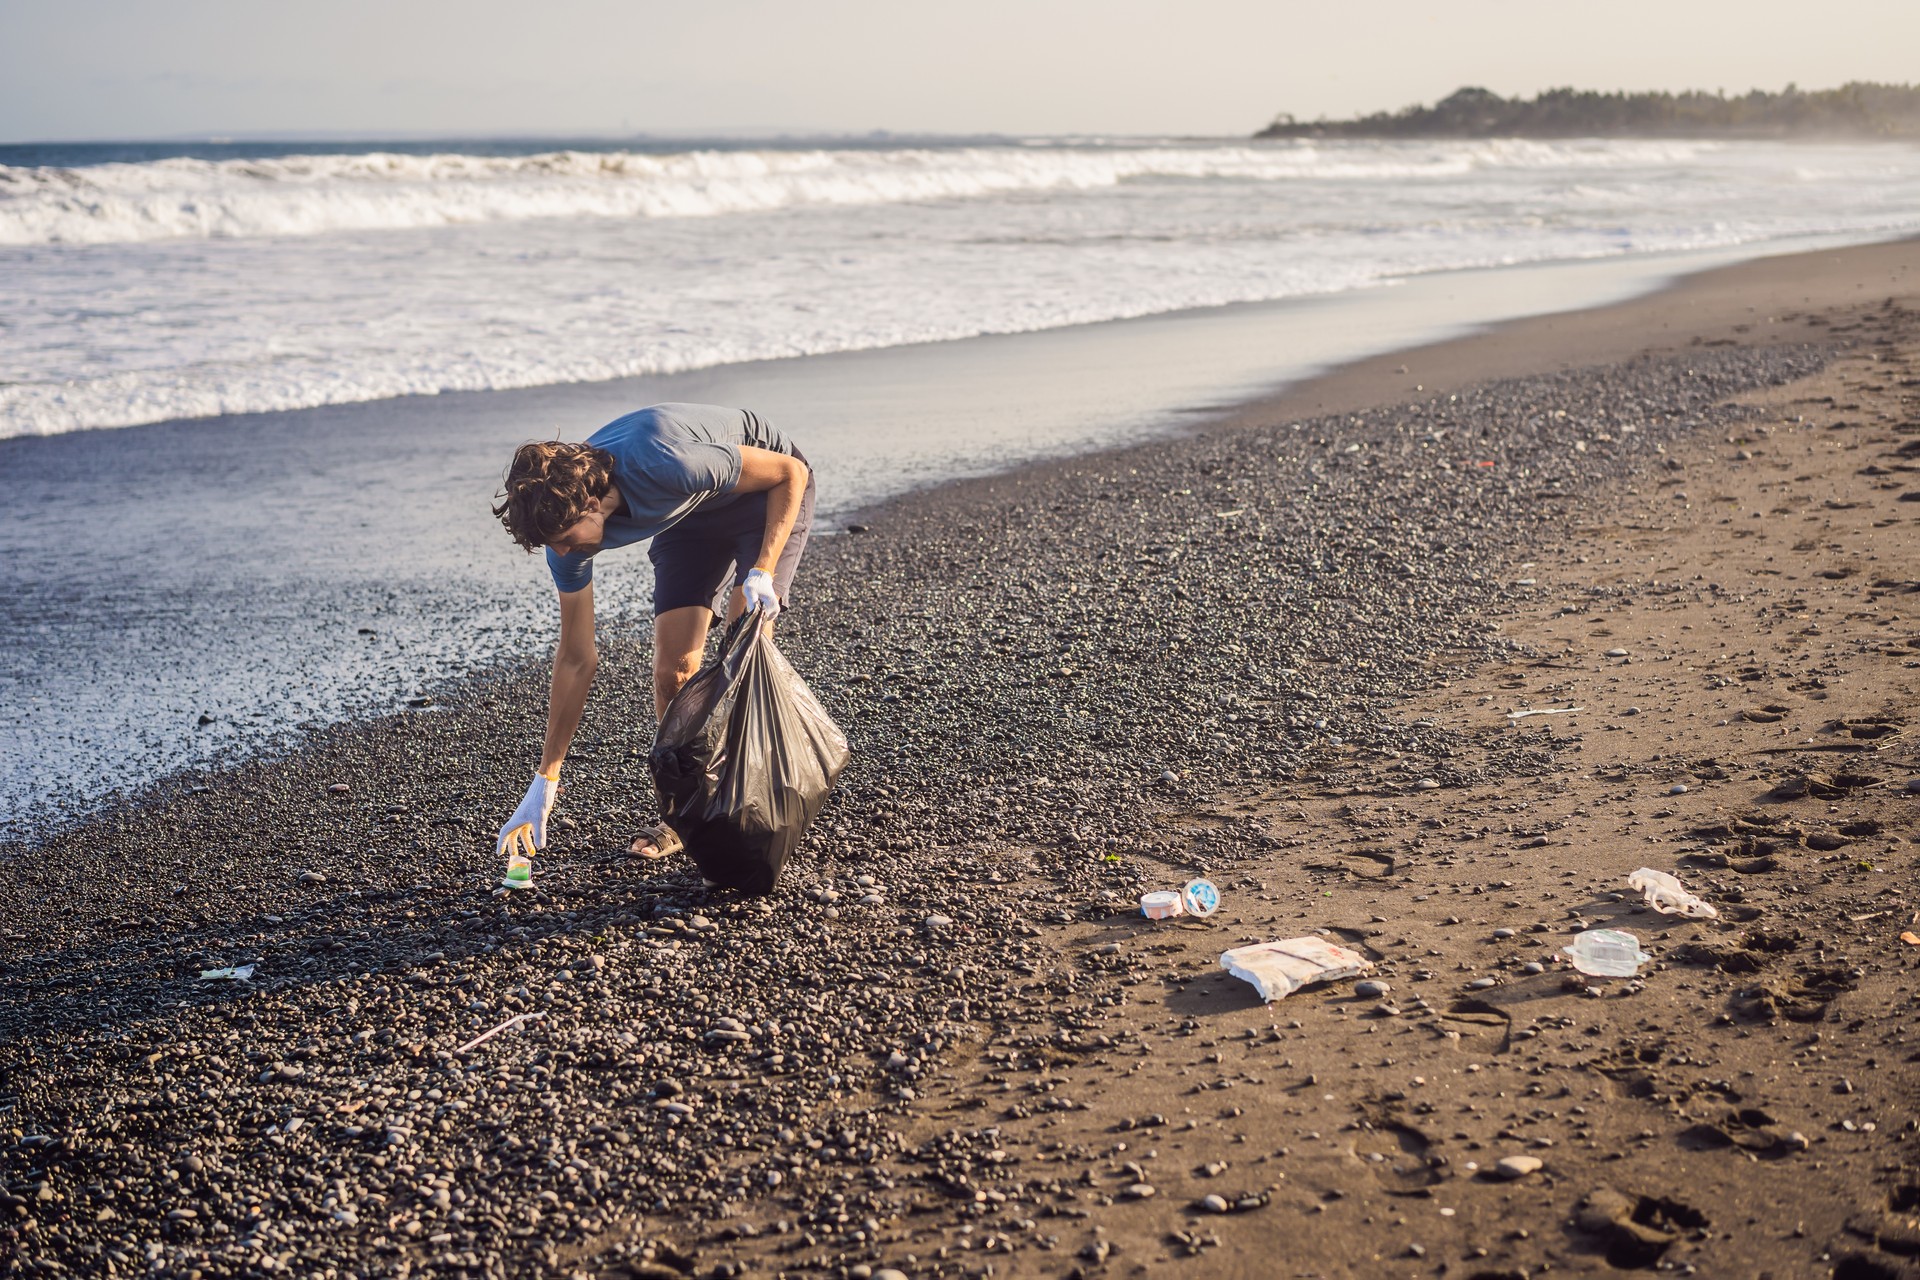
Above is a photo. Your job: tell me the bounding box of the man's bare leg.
[651,604,713,722]
[632,605,711,858]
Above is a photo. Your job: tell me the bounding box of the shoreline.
[3,238,1916,1279]
[5,228,1910,452]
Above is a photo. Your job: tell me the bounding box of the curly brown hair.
[492,440,616,551]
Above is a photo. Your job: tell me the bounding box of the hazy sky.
[4,0,1916,143]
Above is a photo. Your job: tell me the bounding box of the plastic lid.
[1181,878,1221,918]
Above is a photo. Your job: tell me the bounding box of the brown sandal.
[629,822,684,861]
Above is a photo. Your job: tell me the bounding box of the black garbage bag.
[648,610,850,895]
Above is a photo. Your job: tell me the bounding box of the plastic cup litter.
[1140,891,1183,920]
[1181,879,1221,917]
[1141,878,1222,921]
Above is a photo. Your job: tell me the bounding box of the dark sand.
[2,239,1916,1280]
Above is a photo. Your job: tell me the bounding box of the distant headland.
[1256,82,1920,140]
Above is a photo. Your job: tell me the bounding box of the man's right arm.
[540,583,598,776]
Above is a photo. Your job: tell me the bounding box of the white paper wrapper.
[1219,937,1373,1002]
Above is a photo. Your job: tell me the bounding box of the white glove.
[498,770,559,856]
[742,567,781,617]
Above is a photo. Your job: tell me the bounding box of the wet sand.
[2,239,1916,1280]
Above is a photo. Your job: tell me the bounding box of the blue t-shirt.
[545,404,793,593]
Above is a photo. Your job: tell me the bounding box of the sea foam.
[0,139,1711,246]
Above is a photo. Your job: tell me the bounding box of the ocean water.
[5,135,1919,438]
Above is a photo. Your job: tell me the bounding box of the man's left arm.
[732,445,810,577]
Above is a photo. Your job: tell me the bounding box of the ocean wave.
[0,139,1713,246]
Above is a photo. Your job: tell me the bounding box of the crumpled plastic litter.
[649,610,849,896]
[1628,867,1718,919]
[1219,936,1373,1002]
[197,965,255,981]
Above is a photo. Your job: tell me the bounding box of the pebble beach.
[4,238,1918,1279]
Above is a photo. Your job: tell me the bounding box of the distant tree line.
[1257,83,1920,140]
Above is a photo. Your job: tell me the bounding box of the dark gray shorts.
[648,454,814,617]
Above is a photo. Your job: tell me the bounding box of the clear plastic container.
[1562,929,1653,978]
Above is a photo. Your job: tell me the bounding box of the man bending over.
[490,402,813,890]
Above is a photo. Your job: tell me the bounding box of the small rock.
[298,870,325,884]
[1605,648,1630,658]
[1199,1193,1229,1213]
[1494,1156,1543,1180]
[328,782,350,795]
[1668,783,1690,796]
[1354,980,1390,998]
[1414,779,1441,791]
[1783,1131,1810,1151]
[923,915,954,929]
[1123,1182,1156,1199]
[1467,977,1497,990]
[1492,927,1517,939]
[1520,961,1546,976]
